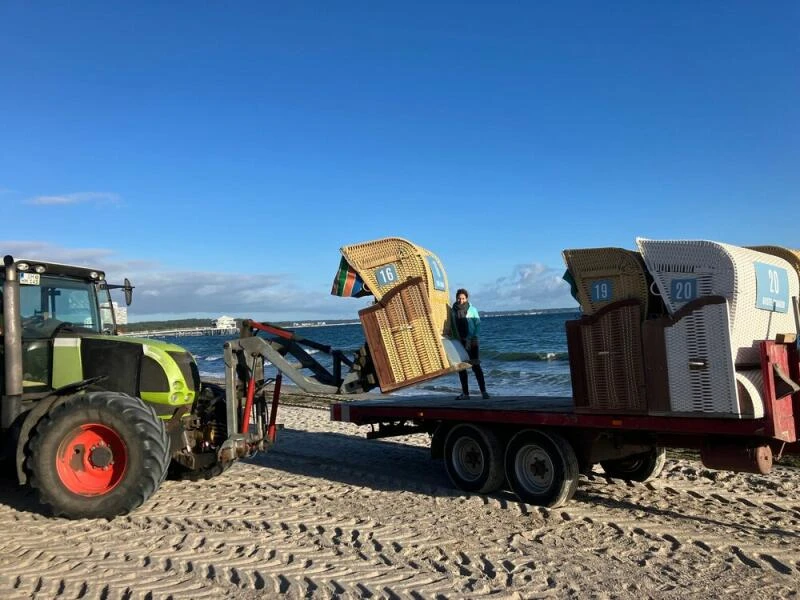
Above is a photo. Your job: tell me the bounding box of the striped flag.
[331,257,370,297]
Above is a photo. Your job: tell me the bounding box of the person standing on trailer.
[451,288,490,399]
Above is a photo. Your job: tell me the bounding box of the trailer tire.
[26,392,170,519]
[505,429,579,508]
[443,424,505,494]
[600,447,666,482]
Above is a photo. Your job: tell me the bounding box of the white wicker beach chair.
[660,298,741,415]
[636,238,799,365]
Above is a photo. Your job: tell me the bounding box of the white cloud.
[474,262,577,311]
[1,241,576,321]
[0,240,357,322]
[1,241,118,265]
[26,192,122,206]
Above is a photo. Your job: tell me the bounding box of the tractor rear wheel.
[27,392,170,519]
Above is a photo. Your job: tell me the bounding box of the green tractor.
[1,255,273,519]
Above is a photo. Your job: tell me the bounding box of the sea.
[156,312,580,398]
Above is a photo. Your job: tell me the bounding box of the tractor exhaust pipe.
[2,255,23,428]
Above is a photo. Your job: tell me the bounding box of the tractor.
[1,255,274,519]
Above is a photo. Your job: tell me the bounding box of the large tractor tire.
[26,392,170,519]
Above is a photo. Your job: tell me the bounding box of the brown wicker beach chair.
[359,277,465,392]
[567,299,647,414]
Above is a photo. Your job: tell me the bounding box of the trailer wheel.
[443,424,505,494]
[600,447,666,482]
[26,392,170,519]
[505,429,579,507]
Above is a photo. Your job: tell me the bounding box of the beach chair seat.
[643,296,763,418]
[359,277,468,393]
[567,299,647,414]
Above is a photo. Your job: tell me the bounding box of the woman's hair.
[455,288,469,298]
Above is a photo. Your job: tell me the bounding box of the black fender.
[15,376,107,484]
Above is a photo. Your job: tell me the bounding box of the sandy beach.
[1,394,799,599]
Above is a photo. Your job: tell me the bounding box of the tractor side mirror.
[123,278,134,306]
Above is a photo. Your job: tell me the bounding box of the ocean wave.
[482,350,569,362]
[196,354,223,362]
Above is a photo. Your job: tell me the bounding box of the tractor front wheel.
[27,392,170,519]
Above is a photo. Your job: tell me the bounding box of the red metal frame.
[267,372,282,443]
[245,320,295,340]
[760,341,797,442]
[241,363,256,435]
[333,403,775,437]
[331,341,800,445]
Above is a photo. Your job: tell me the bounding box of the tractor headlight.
[17,262,29,271]
[172,380,185,391]
[170,392,181,403]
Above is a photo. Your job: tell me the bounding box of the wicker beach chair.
[561,247,660,319]
[642,296,761,417]
[748,245,800,284]
[359,277,464,392]
[567,299,647,414]
[636,239,799,365]
[340,237,451,336]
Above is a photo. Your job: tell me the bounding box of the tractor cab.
[1,259,129,394]
[1,257,196,414]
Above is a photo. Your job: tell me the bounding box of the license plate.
[19,272,40,285]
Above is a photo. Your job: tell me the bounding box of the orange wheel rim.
[56,423,128,496]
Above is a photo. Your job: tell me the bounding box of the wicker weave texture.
[562,247,651,317]
[578,302,647,412]
[663,301,740,414]
[359,278,448,387]
[637,239,799,364]
[735,369,765,419]
[341,237,451,335]
[748,246,800,281]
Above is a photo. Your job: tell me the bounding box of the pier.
[119,326,239,338]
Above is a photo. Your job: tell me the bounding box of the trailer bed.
[331,393,779,438]
[323,339,800,507]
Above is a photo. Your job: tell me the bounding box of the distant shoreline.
[123,307,579,333]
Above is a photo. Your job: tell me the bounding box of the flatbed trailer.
[329,340,800,508]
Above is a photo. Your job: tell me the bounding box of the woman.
[451,288,490,399]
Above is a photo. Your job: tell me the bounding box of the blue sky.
[2,2,798,321]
